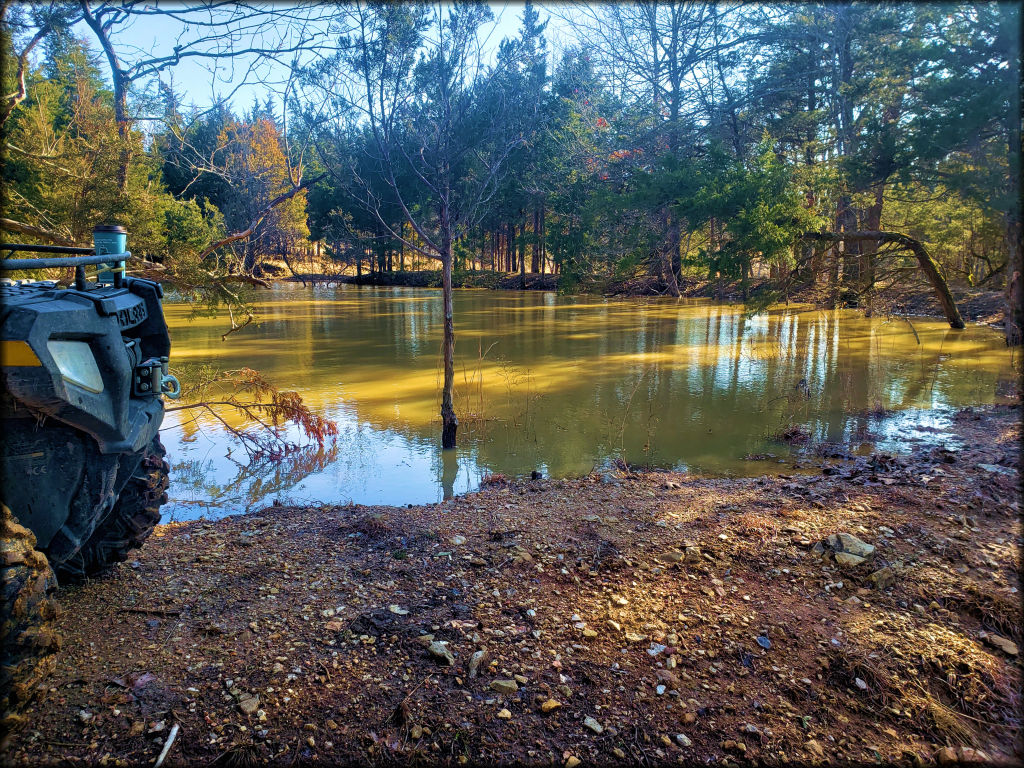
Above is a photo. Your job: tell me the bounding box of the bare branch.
[0,217,77,246]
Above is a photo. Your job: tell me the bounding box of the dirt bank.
[5,405,1021,767]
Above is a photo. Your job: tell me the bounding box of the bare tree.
[74,1,331,192]
[294,2,525,449]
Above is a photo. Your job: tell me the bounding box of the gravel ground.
[4,405,1020,767]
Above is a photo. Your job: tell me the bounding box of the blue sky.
[69,2,560,116]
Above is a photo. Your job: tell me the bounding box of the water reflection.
[159,285,1017,520]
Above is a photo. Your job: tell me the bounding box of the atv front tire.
[69,438,169,579]
[1,504,60,742]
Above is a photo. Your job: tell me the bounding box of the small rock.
[756,636,771,650]
[428,641,455,665]
[675,733,692,747]
[77,710,93,724]
[935,746,958,765]
[625,632,647,643]
[683,712,697,725]
[583,716,604,734]
[514,674,528,685]
[613,747,626,758]
[582,628,598,638]
[468,649,488,678]
[659,551,684,564]
[238,695,260,715]
[805,739,825,759]
[869,566,898,589]
[835,552,866,567]
[540,699,562,713]
[655,685,666,695]
[607,620,622,631]
[565,757,581,768]
[958,747,989,762]
[388,604,408,615]
[854,678,868,690]
[611,595,629,606]
[410,724,423,739]
[815,533,875,560]
[977,463,1013,475]
[490,679,518,694]
[983,634,1019,656]
[451,535,467,546]
[497,708,512,719]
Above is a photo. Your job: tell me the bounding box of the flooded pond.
[160,284,1017,520]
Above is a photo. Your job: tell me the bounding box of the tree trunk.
[1004,13,1022,346]
[80,6,131,193]
[520,223,527,289]
[860,187,884,316]
[539,202,546,275]
[1006,215,1022,345]
[440,225,458,449]
[531,206,540,273]
[663,211,682,297]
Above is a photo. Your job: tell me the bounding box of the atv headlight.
[47,340,104,393]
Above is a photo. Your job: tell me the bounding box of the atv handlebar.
[0,251,130,270]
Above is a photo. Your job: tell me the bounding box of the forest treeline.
[2,3,1020,358]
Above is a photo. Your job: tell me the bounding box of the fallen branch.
[120,607,182,616]
[902,316,921,345]
[802,230,965,329]
[153,722,180,768]
[0,217,76,246]
[198,174,324,262]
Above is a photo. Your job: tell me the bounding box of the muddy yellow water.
[160,284,1018,519]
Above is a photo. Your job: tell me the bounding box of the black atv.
[0,226,177,735]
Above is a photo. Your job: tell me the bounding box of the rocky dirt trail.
[4,405,1020,767]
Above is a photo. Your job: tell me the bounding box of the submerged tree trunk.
[440,225,458,449]
[804,231,965,329]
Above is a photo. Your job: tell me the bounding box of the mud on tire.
[68,437,169,580]
[1,504,60,741]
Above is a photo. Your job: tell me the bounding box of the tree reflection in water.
[165,444,339,521]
